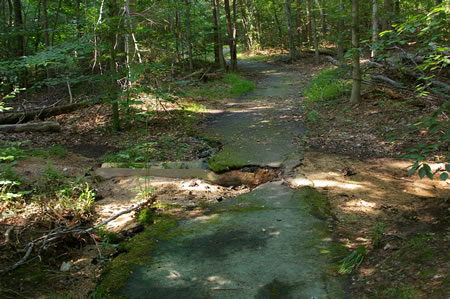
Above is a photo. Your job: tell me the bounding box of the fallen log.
[0,101,89,125]
[307,48,336,56]
[0,121,61,133]
[326,56,348,68]
[371,75,406,89]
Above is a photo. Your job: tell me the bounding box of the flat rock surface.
[121,182,346,298]
[119,60,348,298]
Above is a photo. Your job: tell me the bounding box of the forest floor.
[0,53,448,298]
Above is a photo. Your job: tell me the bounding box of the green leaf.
[446,164,450,172]
[440,173,448,181]
[418,167,426,179]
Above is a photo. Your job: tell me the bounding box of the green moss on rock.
[293,187,333,219]
[207,146,248,172]
[94,214,177,298]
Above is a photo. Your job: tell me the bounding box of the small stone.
[262,228,266,232]
[60,261,72,272]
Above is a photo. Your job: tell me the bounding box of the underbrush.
[185,72,255,101]
[103,134,217,166]
[0,142,95,222]
[303,67,351,104]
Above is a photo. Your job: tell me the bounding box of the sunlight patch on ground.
[207,276,233,286]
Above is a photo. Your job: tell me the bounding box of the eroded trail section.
[117,61,348,298]
[207,61,305,172]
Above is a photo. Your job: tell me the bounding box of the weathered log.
[371,75,405,89]
[0,101,89,124]
[326,56,348,68]
[181,68,204,80]
[307,48,336,56]
[0,121,61,133]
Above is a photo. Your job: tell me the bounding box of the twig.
[0,198,153,274]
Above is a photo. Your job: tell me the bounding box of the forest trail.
[118,61,348,298]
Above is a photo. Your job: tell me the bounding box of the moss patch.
[293,187,333,219]
[207,146,248,172]
[94,214,177,298]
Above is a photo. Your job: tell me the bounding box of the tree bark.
[371,0,378,60]
[350,0,361,104]
[313,0,326,35]
[213,0,226,69]
[41,0,49,48]
[13,0,24,56]
[308,0,319,64]
[337,0,345,60]
[305,0,312,46]
[224,0,237,71]
[382,0,393,31]
[51,0,62,46]
[185,0,193,72]
[285,0,295,62]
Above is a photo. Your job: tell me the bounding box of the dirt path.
[110,60,348,298]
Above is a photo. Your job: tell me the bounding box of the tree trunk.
[6,0,13,55]
[337,0,345,60]
[108,0,121,131]
[350,0,361,104]
[371,0,378,60]
[394,0,400,15]
[309,0,319,64]
[286,0,295,62]
[305,0,312,46]
[75,0,81,37]
[272,4,283,47]
[51,0,62,46]
[239,0,251,50]
[213,0,226,69]
[295,0,303,49]
[224,0,237,71]
[232,0,238,70]
[41,0,49,48]
[382,0,393,31]
[13,0,24,56]
[313,0,326,36]
[185,0,193,72]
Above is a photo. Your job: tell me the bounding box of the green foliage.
[49,145,69,158]
[186,73,255,101]
[404,101,449,181]
[104,135,196,165]
[223,73,256,96]
[0,141,28,162]
[369,222,386,248]
[338,245,366,274]
[138,208,154,225]
[97,227,121,246]
[303,68,351,103]
[44,163,64,181]
[54,183,95,218]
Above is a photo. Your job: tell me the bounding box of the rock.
[60,261,72,272]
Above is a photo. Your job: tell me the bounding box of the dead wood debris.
[0,198,153,274]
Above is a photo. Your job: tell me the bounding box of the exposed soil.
[286,56,449,298]
[0,54,448,298]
